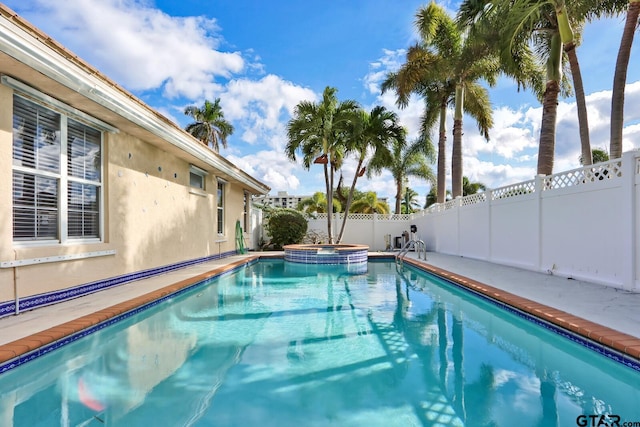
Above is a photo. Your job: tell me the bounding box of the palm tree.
[580,148,609,165]
[424,186,451,208]
[383,60,454,205]
[349,191,391,214]
[591,148,610,164]
[401,187,421,214]
[384,3,495,200]
[462,176,486,196]
[610,0,640,158]
[286,87,359,243]
[297,192,342,215]
[184,99,234,152]
[335,105,405,242]
[459,0,600,175]
[369,137,436,214]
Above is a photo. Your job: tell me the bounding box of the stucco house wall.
[0,5,269,315]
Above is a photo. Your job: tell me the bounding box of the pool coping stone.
[0,252,639,374]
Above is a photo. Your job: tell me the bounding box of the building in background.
[254,191,306,209]
[254,191,389,210]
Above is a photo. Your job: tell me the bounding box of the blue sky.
[6,0,640,204]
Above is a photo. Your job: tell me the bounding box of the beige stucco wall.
[0,85,252,304]
[0,85,15,301]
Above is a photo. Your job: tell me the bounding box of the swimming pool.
[1,259,638,426]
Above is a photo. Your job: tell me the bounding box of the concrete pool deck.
[1,251,639,366]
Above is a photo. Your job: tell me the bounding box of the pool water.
[1,259,638,426]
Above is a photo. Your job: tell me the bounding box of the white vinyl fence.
[306,213,412,251]
[303,150,640,292]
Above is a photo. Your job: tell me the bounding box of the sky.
[5,0,640,205]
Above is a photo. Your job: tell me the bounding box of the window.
[12,95,103,242]
[189,165,207,190]
[243,191,249,233]
[217,180,225,235]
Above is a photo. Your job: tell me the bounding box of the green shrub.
[264,208,308,249]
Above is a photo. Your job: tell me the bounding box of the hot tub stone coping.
[283,244,369,252]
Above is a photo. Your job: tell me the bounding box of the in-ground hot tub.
[283,244,369,265]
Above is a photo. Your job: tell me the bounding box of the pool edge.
[0,254,264,373]
[1,253,639,376]
[399,256,640,365]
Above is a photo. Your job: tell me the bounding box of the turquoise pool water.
[1,259,639,426]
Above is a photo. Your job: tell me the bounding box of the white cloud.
[363,46,640,194]
[363,48,406,95]
[553,80,640,169]
[465,106,538,160]
[227,150,303,193]
[12,0,640,201]
[22,0,245,99]
[220,75,317,150]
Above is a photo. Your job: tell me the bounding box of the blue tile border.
[284,248,368,265]
[403,261,640,373]
[2,254,638,377]
[0,257,256,376]
[0,250,240,318]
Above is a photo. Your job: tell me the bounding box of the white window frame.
[217,178,226,236]
[189,164,208,195]
[8,82,112,246]
[243,191,250,233]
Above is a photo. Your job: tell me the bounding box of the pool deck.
[1,251,640,367]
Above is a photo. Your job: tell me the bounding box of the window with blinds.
[12,95,102,242]
[67,119,101,238]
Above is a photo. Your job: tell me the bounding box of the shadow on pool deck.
[0,251,639,366]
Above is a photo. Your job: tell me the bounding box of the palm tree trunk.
[336,158,364,243]
[564,42,592,165]
[555,5,590,165]
[610,0,640,159]
[537,33,562,176]
[323,162,333,244]
[538,80,561,175]
[395,179,403,214]
[437,102,447,203]
[452,85,464,198]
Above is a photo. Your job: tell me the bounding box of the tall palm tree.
[560,10,591,165]
[424,186,451,208]
[184,99,234,152]
[462,176,487,196]
[384,3,495,200]
[459,0,595,175]
[610,0,640,158]
[335,105,405,242]
[286,87,359,243]
[401,187,421,214]
[369,137,436,214]
[383,60,454,205]
[297,192,342,215]
[416,4,495,199]
[349,191,390,214]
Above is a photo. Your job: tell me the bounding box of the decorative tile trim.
[0,256,259,375]
[3,254,639,378]
[0,250,239,318]
[402,258,640,372]
[284,248,368,265]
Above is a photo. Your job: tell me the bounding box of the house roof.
[0,4,270,195]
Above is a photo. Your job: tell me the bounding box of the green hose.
[236,220,247,254]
